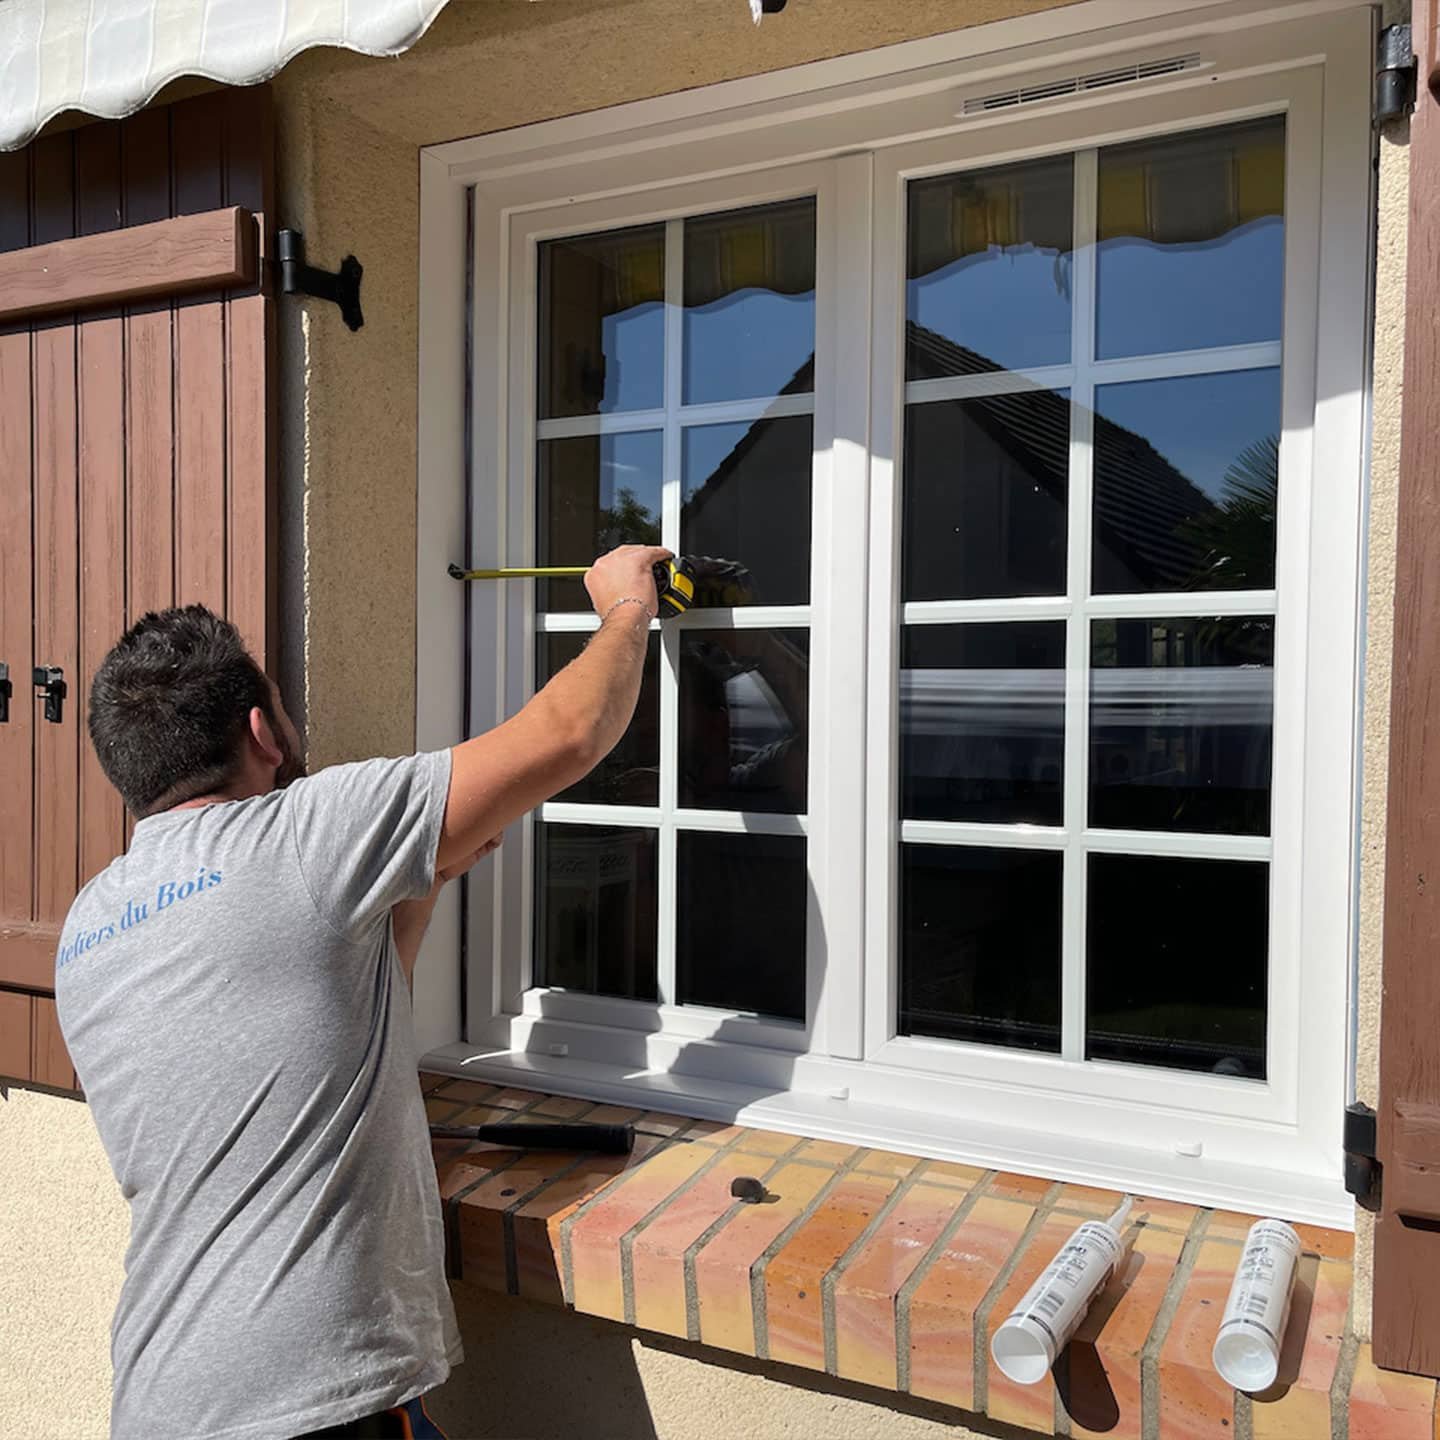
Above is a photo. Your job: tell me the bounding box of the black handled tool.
[447,557,697,618]
[430,1121,635,1155]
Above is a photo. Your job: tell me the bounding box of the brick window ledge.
[422,1072,1431,1439]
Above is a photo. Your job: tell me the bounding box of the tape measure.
[447,557,697,619]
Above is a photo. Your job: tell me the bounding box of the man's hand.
[393,836,501,985]
[583,544,670,621]
[437,544,671,874]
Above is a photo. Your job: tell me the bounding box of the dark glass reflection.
[681,417,812,607]
[1087,853,1267,1078]
[539,633,660,805]
[899,844,1061,1052]
[1096,117,1285,359]
[902,391,1069,602]
[679,630,809,814]
[677,832,806,1020]
[539,224,665,418]
[901,623,1065,824]
[537,431,663,613]
[535,823,658,1002]
[1090,617,1273,835]
[907,155,1074,377]
[683,198,816,405]
[1093,369,1280,594]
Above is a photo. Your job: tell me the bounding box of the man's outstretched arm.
[435,544,669,873]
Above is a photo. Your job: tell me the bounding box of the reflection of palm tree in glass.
[1178,435,1278,592]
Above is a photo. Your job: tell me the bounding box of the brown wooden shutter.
[0,87,276,1093]
[1375,0,1440,1381]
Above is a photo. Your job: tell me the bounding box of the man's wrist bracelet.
[601,596,656,625]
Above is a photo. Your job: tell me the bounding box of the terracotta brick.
[436,1136,518,1202]
[632,1110,694,1136]
[856,1148,923,1180]
[424,1094,470,1124]
[486,1088,547,1110]
[833,1182,960,1389]
[693,1161,833,1356]
[447,1102,521,1130]
[1347,1342,1438,1440]
[583,1104,649,1125]
[1157,1237,1242,1438]
[510,1152,641,1305]
[530,1094,594,1119]
[985,1212,1080,1432]
[1251,1258,1351,1440]
[908,1194,1040,1411]
[1290,1221,1354,1261]
[1131,1196,1205,1235]
[1205,1209,1262,1242]
[631,1154,782,1338]
[766,1172,902,1372]
[918,1159,987,1191]
[419,1071,451,1094]
[1068,1221,1187,1440]
[431,1078,499,1106]
[569,1141,716,1321]
[793,1138,859,1167]
[988,1171,1055,1204]
[453,1149,585,1290]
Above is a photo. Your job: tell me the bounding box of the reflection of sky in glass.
[599,302,665,412]
[595,430,663,531]
[1096,217,1283,359]
[907,246,1072,373]
[1094,368,1281,500]
[683,289,815,405]
[681,422,746,501]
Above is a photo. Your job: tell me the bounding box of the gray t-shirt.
[54,751,461,1440]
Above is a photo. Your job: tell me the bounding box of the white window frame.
[415,0,1374,1226]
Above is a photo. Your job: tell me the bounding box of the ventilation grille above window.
[958,53,1207,116]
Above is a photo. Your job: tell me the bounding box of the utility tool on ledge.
[430,1121,636,1154]
[448,556,697,618]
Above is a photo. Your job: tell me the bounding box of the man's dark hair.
[89,606,276,817]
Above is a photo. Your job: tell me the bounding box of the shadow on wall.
[429,1285,1043,1440]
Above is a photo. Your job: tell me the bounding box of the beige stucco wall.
[0,0,1414,1433]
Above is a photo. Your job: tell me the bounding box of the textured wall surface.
[0,1087,126,1438]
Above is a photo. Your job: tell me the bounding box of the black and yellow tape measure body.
[447,557,697,619]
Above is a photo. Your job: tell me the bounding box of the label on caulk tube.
[991,1204,1130,1386]
[1212,1220,1300,1392]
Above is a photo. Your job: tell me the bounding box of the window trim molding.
[414,0,1375,1226]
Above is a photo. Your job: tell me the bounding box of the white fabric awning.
[0,0,773,153]
[0,0,453,152]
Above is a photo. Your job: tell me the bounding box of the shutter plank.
[0,151,36,957]
[76,125,128,881]
[31,133,81,927]
[31,996,73,1090]
[172,95,227,615]
[0,990,31,1083]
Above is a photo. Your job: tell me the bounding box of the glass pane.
[907,155,1073,378]
[535,824,659,1002]
[903,391,1069,602]
[680,630,809,814]
[537,431,663,613]
[901,623,1065,824]
[1096,117,1285,359]
[681,416,812,607]
[677,832,806,1020]
[1090,616,1273,835]
[539,224,665,418]
[539,633,660,806]
[1093,369,1281,594]
[899,845,1061,1052]
[1087,853,1267,1077]
[683,198,816,405]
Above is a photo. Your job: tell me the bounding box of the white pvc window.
[425,5,1373,1223]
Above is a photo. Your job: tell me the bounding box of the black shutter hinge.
[1345,1101,1381,1211]
[0,662,10,723]
[276,229,364,332]
[1377,24,1416,124]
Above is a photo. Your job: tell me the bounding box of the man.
[55,544,670,1440]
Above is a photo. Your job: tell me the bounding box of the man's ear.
[248,706,285,769]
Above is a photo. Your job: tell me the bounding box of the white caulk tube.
[1212,1219,1300,1392]
[991,1197,1133,1385]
